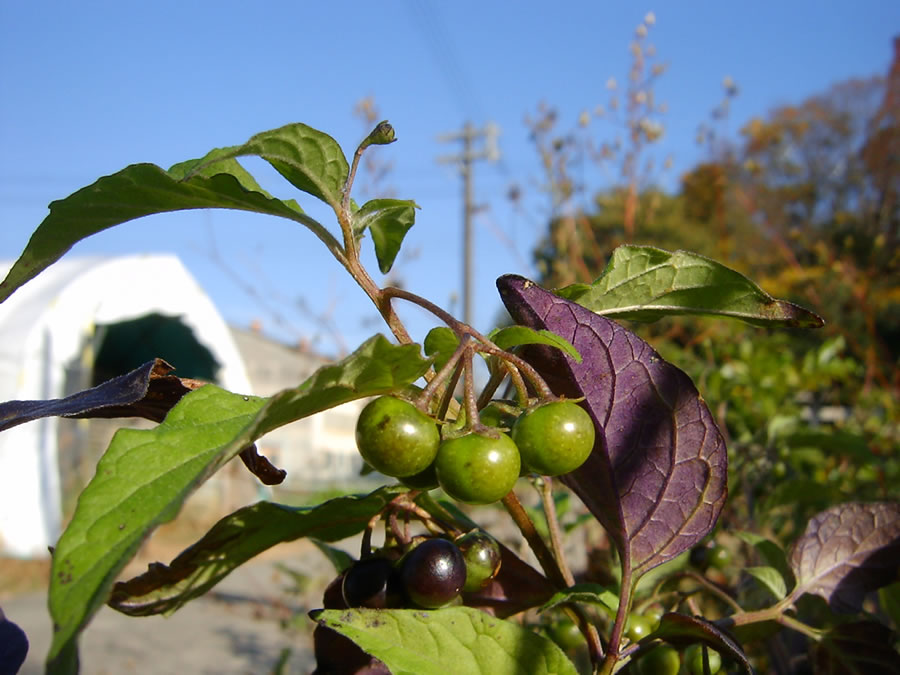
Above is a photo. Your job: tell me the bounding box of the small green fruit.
[625,613,654,642]
[708,545,732,570]
[636,645,680,675]
[455,529,502,592]
[511,401,594,476]
[547,618,584,651]
[355,396,440,477]
[684,643,722,674]
[435,432,520,504]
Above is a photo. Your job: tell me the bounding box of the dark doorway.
[91,313,221,385]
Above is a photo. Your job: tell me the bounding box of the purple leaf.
[497,275,727,575]
[789,501,900,613]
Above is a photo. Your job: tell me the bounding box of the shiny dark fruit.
[400,538,466,609]
[314,575,390,674]
[341,557,402,609]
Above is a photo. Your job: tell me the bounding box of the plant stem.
[501,492,567,589]
[416,335,470,411]
[475,343,553,400]
[461,349,482,429]
[671,571,743,613]
[475,368,506,410]
[599,555,634,675]
[382,286,469,334]
[538,477,575,586]
[716,596,819,639]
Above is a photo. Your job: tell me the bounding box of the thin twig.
[538,477,575,586]
[501,492,567,588]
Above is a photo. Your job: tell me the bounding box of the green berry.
[435,432,520,504]
[684,643,722,675]
[511,401,595,476]
[708,545,732,571]
[399,461,439,490]
[455,529,502,592]
[355,396,440,477]
[548,618,584,651]
[625,613,654,642]
[643,605,664,630]
[636,645,680,675]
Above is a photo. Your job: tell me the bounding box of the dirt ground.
[0,532,353,674]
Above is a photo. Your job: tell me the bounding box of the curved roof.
[0,254,251,557]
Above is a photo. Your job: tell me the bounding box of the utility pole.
[437,122,500,325]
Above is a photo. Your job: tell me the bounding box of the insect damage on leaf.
[497,275,727,575]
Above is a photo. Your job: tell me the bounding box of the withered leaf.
[497,275,727,576]
[0,358,201,431]
[238,445,286,485]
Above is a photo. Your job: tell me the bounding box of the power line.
[405,1,483,122]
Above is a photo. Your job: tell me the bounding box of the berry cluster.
[355,395,595,505]
[341,532,502,611]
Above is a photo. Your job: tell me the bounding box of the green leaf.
[489,326,582,363]
[107,487,403,616]
[785,429,872,464]
[310,607,579,675]
[46,335,430,671]
[0,158,337,304]
[423,327,460,373]
[538,582,619,618]
[311,539,356,575]
[735,531,795,591]
[561,245,824,328]
[182,122,349,208]
[878,582,900,630]
[744,565,788,600]
[355,198,419,273]
[47,386,266,672]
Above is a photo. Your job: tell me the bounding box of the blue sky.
[1,1,897,357]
